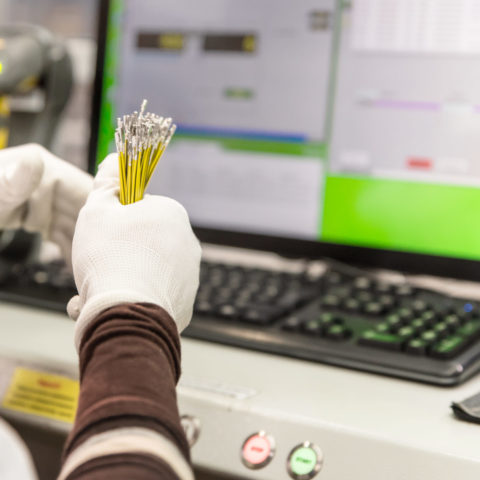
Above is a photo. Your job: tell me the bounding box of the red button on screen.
[242,434,271,466]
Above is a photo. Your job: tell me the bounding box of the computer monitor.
[90,0,480,280]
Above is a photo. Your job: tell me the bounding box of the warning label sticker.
[2,367,79,423]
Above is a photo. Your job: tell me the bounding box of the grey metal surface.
[1,302,480,479]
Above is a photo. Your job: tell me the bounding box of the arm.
[0,143,92,267]
[59,304,191,480]
[59,154,201,480]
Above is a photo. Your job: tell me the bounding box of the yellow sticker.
[2,367,79,423]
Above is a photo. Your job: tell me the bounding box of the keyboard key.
[216,304,239,320]
[397,307,414,321]
[265,283,282,296]
[196,287,213,300]
[411,300,429,313]
[376,322,390,333]
[421,310,437,325]
[405,338,428,355]
[325,271,343,285]
[231,298,249,310]
[255,293,279,305]
[282,316,303,331]
[411,318,428,332]
[375,283,392,294]
[319,312,340,326]
[277,292,304,312]
[241,305,284,325]
[216,287,234,301]
[356,291,374,303]
[358,331,403,351]
[227,276,244,289]
[430,335,470,359]
[421,330,437,344]
[195,300,215,315]
[433,322,449,338]
[325,324,351,341]
[322,294,341,308]
[363,302,384,315]
[442,314,459,329]
[397,326,415,340]
[328,285,352,299]
[303,319,323,335]
[344,298,361,312]
[395,285,416,297]
[386,314,403,328]
[458,320,480,339]
[32,270,49,285]
[236,291,255,304]
[354,277,372,290]
[378,294,396,309]
[210,276,226,288]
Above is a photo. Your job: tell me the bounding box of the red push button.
[241,431,275,469]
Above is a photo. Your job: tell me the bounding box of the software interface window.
[97,0,480,261]
[326,0,480,259]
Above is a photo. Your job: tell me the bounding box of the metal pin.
[115,99,176,205]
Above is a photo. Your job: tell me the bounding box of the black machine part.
[0,24,73,262]
[0,24,73,147]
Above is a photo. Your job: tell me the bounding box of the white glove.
[0,418,38,480]
[67,153,202,350]
[0,144,93,266]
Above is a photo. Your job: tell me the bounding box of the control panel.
[239,432,323,479]
[179,409,325,480]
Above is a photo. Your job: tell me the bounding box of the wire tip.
[114,99,176,205]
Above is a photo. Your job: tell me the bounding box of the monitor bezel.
[89,0,480,282]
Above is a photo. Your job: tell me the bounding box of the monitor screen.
[94,0,480,264]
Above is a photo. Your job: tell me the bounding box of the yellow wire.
[119,133,172,204]
[139,145,152,200]
[146,146,165,185]
[135,148,146,202]
[120,139,129,205]
[126,158,132,205]
[118,151,126,205]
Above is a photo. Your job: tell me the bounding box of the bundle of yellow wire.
[115,100,176,205]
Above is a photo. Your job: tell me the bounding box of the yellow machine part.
[0,95,9,149]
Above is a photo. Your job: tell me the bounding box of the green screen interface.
[97,0,480,261]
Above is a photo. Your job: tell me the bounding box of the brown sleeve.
[65,454,181,480]
[61,303,190,480]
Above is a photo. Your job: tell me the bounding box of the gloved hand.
[67,153,202,350]
[0,144,93,266]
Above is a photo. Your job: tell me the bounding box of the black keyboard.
[0,261,76,311]
[2,259,480,385]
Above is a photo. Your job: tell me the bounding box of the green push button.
[287,442,323,479]
[291,447,316,475]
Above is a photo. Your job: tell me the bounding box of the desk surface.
[0,302,480,479]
